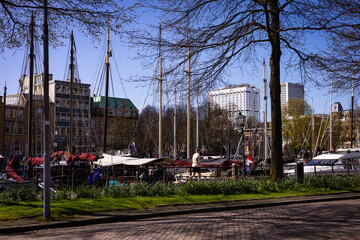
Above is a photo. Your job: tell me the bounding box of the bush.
[0,187,38,202]
[1,175,360,203]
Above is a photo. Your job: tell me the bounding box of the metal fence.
[283,163,360,177]
[3,163,357,191]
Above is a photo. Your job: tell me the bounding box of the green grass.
[1,175,360,221]
[0,189,353,221]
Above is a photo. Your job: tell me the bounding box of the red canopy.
[50,151,64,160]
[27,157,44,166]
[6,157,23,182]
[78,153,98,162]
[66,154,79,164]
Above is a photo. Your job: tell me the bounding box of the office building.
[207,84,260,120]
[280,82,304,108]
[49,79,91,153]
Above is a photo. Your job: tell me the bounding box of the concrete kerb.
[2,191,360,235]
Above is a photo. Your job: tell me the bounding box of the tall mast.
[186,11,191,159]
[196,79,199,148]
[174,88,177,159]
[330,78,333,151]
[69,31,74,153]
[103,22,110,153]
[43,0,51,218]
[158,22,162,157]
[351,74,354,148]
[2,82,6,156]
[312,108,315,158]
[263,59,268,161]
[28,14,34,157]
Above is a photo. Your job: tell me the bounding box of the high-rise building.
[280,82,304,108]
[207,84,260,120]
[49,79,91,153]
[20,73,91,153]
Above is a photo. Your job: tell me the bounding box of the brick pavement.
[9,199,360,240]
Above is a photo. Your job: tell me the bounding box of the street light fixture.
[236,112,246,177]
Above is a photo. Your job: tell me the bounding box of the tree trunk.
[269,1,283,180]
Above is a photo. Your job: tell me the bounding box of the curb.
[2,192,360,235]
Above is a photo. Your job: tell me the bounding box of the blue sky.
[0,10,356,121]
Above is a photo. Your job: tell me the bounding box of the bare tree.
[310,1,360,93]
[0,0,138,52]
[129,0,359,179]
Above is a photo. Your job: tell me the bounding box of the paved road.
[9,199,360,240]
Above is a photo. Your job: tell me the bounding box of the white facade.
[207,84,260,120]
[280,82,304,108]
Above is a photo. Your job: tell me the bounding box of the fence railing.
[2,163,357,190]
[283,163,360,177]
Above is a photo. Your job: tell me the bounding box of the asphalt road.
[9,199,360,240]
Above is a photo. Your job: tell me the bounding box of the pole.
[2,82,6,156]
[351,74,354,148]
[69,31,74,153]
[103,21,110,153]
[173,88,177,159]
[158,22,162,157]
[186,11,191,159]
[243,129,246,177]
[312,107,315,158]
[196,79,199,148]
[263,59,268,162]
[330,78,333,151]
[28,15,34,158]
[43,0,51,218]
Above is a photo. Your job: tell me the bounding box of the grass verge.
[0,189,354,221]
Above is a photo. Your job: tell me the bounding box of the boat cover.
[95,154,175,167]
[6,157,23,182]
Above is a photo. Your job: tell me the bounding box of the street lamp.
[236,112,246,177]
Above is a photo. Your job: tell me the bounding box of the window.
[18,110,23,119]
[12,122,17,135]
[5,109,10,118]
[18,122,24,135]
[36,142,42,155]
[5,121,10,135]
[56,84,61,93]
[60,127,66,136]
[13,142,23,155]
[37,126,43,136]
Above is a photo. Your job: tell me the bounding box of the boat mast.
[158,22,162,157]
[2,82,6,156]
[351,74,354,148]
[42,0,51,218]
[196,79,199,148]
[186,10,191,159]
[312,109,315,158]
[69,31,74,153]
[28,14,34,158]
[174,88,177,159]
[103,22,110,153]
[263,59,268,161]
[330,78,333,151]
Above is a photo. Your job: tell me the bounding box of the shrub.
[0,187,38,202]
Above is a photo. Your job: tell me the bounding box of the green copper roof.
[91,96,138,110]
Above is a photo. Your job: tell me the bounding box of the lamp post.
[236,112,246,177]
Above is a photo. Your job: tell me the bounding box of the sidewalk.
[1,191,360,235]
